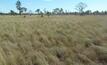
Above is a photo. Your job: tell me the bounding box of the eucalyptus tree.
[35,9,41,15]
[75,2,87,15]
[16,0,22,15]
[21,7,27,14]
[16,0,27,15]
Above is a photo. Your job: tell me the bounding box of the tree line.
[0,0,107,16]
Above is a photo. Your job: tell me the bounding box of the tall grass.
[0,15,107,65]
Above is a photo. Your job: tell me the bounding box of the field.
[0,15,107,65]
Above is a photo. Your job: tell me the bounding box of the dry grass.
[0,15,107,65]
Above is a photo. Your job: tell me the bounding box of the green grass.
[0,15,107,65]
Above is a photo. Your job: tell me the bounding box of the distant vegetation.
[0,0,107,16]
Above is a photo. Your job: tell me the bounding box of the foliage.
[16,0,27,15]
[75,2,87,14]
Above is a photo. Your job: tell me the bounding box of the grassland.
[0,15,107,65]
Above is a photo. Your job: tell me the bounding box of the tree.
[104,11,107,15]
[0,12,3,15]
[21,7,27,14]
[10,10,17,15]
[46,11,51,17]
[53,8,64,15]
[16,0,21,15]
[85,10,91,15]
[75,2,87,15]
[35,9,40,15]
[53,8,60,15]
[40,11,44,17]
[93,10,99,15]
[59,8,64,15]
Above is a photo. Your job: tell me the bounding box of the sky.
[0,0,107,13]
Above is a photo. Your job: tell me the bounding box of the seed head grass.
[0,15,107,65]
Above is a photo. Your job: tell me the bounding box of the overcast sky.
[0,0,107,13]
